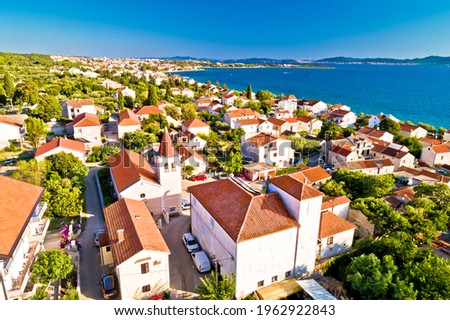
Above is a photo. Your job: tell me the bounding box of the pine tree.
[3,72,14,99]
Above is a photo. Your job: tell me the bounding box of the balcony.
[8,242,40,299]
[31,202,47,222]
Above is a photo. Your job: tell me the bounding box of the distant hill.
[316,55,450,65]
[155,56,304,65]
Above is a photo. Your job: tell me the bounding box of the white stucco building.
[62,99,96,120]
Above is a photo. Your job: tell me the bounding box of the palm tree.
[196,272,236,300]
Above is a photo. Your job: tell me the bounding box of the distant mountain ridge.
[153,55,450,66]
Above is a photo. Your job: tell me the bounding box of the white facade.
[444,131,450,142]
[0,122,25,148]
[35,147,86,163]
[241,137,295,168]
[300,101,328,115]
[420,145,450,167]
[117,124,141,139]
[182,124,210,136]
[298,118,323,134]
[62,103,95,120]
[278,100,297,114]
[116,250,170,300]
[317,229,355,260]
[368,115,382,128]
[71,125,102,147]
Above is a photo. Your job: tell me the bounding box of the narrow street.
[78,167,106,300]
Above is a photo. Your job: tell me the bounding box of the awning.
[297,279,336,300]
[255,278,301,300]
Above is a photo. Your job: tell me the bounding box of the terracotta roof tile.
[318,211,356,239]
[108,149,158,192]
[284,118,299,123]
[226,108,256,118]
[35,137,86,158]
[0,176,44,257]
[134,106,164,115]
[237,118,260,126]
[267,118,286,126]
[329,145,353,157]
[118,109,140,126]
[246,133,285,147]
[291,166,331,185]
[399,123,421,132]
[269,175,324,200]
[104,198,169,266]
[0,115,26,126]
[182,118,209,128]
[297,115,315,123]
[158,129,175,157]
[432,143,450,154]
[66,99,94,108]
[177,146,203,162]
[67,112,100,128]
[188,179,299,242]
[321,196,351,211]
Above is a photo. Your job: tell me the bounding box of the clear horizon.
[1,1,450,59]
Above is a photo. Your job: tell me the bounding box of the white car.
[182,232,199,253]
[191,250,211,273]
[181,199,190,210]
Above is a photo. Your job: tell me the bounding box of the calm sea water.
[181,65,450,129]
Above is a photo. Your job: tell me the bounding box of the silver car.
[182,232,199,253]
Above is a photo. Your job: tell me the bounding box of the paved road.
[78,167,107,300]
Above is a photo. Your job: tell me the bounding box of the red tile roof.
[158,128,175,157]
[269,175,324,200]
[182,118,209,128]
[118,109,140,126]
[0,115,25,126]
[419,136,443,145]
[237,118,260,126]
[297,115,315,123]
[104,198,169,266]
[67,112,100,128]
[267,117,286,126]
[432,143,450,154]
[290,166,331,185]
[177,146,203,162]
[188,179,299,242]
[321,196,351,211]
[329,145,353,157]
[226,108,256,118]
[318,211,356,239]
[35,137,86,158]
[245,133,285,147]
[66,99,94,108]
[0,176,44,257]
[108,149,158,192]
[284,118,299,123]
[134,106,164,115]
[399,123,421,132]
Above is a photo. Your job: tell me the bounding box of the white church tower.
[153,128,182,214]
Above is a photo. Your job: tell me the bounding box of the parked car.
[101,273,118,299]
[181,199,190,210]
[436,170,448,176]
[191,250,211,273]
[182,232,199,253]
[94,228,107,247]
[3,157,16,166]
[149,295,163,300]
[218,173,228,180]
[104,123,110,131]
[191,174,207,181]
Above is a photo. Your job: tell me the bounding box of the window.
[327,236,334,245]
[106,246,111,252]
[285,271,292,278]
[168,206,176,213]
[171,162,176,170]
[142,285,151,293]
[273,153,277,157]
[141,263,149,274]
[164,163,169,172]
[140,193,146,199]
[257,280,264,288]
[272,276,278,283]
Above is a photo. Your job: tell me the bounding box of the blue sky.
[1,0,450,59]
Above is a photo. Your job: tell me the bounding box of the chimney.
[117,229,124,243]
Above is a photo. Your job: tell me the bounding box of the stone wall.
[347,208,374,239]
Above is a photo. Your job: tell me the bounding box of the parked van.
[191,251,211,273]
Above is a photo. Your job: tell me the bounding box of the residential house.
[108,130,182,215]
[394,166,450,186]
[195,98,212,111]
[117,109,141,139]
[297,116,322,135]
[328,110,357,128]
[34,137,86,163]
[134,106,165,121]
[181,88,195,99]
[0,115,27,149]
[224,108,257,129]
[176,130,207,151]
[444,129,450,142]
[274,108,291,119]
[419,136,444,148]
[66,113,102,148]
[330,104,351,112]
[181,118,210,136]
[113,86,136,99]
[278,98,297,115]
[62,99,95,120]
[357,127,394,143]
[334,158,395,175]
[267,118,291,136]
[321,196,351,219]
[298,100,328,116]
[368,115,383,128]
[241,133,295,167]
[317,212,356,260]
[177,146,206,175]
[221,93,237,105]
[327,145,359,165]
[0,176,49,300]
[103,198,170,300]
[289,166,331,187]
[399,124,427,139]
[101,79,122,89]
[170,88,182,96]
[371,144,416,170]
[420,143,450,168]
[236,118,261,137]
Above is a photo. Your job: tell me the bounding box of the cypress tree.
[247,84,252,100]
[3,72,14,98]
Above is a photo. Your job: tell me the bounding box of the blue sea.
[180,65,450,129]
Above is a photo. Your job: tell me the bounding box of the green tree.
[33,287,48,300]
[319,179,348,197]
[31,249,74,285]
[318,120,342,140]
[0,85,7,105]
[346,253,397,299]
[379,118,401,135]
[184,165,195,177]
[61,283,80,300]
[293,108,309,117]
[394,136,422,158]
[123,129,158,150]
[222,83,228,91]
[3,72,14,98]
[10,159,47,186]
[87,145,120,163]
[124,95,134,109]
[224,151,243,173]
[25,117,48,148]
[147,84,158,106]
[256,90,274,101]
[12,80,39,105]
[287,135,321,155]
[414,182,450,212]
[42,174,84,217]
[180,103,197,120]
[196,272,236,300]
[117,92,124,110]
[165,105,180,120]
[34,94,62,121]
[46,152,89,181]
[246,84,252,100]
